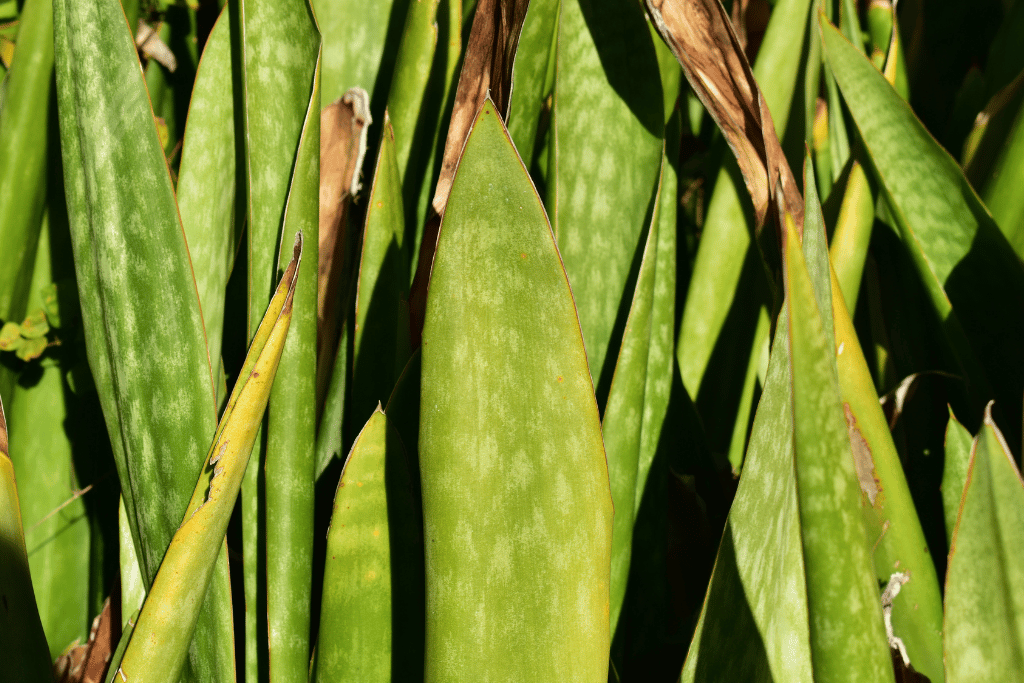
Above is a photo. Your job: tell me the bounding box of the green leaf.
[676,0,811,453]
[420,99,612,681]
[603,156,663,637]
[312,406,423,682]
[177,4,244,376]
[313,0,397,105]
[981,102,1024,259]
[681,316,812,682]
[8,220,89,657]
[114,239,302,683]
[238,0,319,678]
[823,17,1024,452]
[0,394,55,682]
[0,321,21,351]
[942,408,973,548]
[119,496,146,632]
[52,0,234,678]
[18,308,47,339]
[506,0,558,168]
[351,112,410,430]
[0,0,52,324]
[785,215,894,682]
[827,160,874,312]
[550,0,663,405]
[944,404,1024,682]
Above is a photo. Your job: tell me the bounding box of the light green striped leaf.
[312,0,396,106]
[823,17,1024,454]
[945,404,1024,682]
[177,5,244,380]
[52,0,234,678]
[420,99,612,682]
[550,0,663,405]
[506,0,558,168]
[785,215,894,682]
[313,406,423,682]
[942,409,974,548]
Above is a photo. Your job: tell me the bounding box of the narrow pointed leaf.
[420,99,612,682]
[942,409,973,547]
[53,0,234,677]
[177,5,244,374]
[603,158,663,635]
[0,394,53,682]
[827,160,874,312]
[351,112,409,428]
[313,407,423,682]
[114,240,302,683]
[944,405,1024,682]
[550,0,663,400]
[785,215,894,682]
[823,18,1024,452]
[506,0,559,168]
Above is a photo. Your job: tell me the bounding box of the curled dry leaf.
[430,0,530,218]
[318,89,371,400]
[135,22,176,72]
[646,0,803,234]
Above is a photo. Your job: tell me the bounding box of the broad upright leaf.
[177,5,244,378]
[420,99,612,682]
[312,0,397,105]
[550,0,663,401]
[0,393,53,682]
[53,0,234,678]
[823,18,1024,452]
[785,216,894,682]
[114,242,302,683]
[945,405,1024,682]
[312,407,423,682]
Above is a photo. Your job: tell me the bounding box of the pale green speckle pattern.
[681,318,812,683]
[507,0,559,165]
[944,412,1024,682]
[420,101,612,682]
[52,0,234,679]
[177,8,243,377]
[313,0,395,105]
[550,0,663,394]
[942,411,974,547]
[786,223,895,682]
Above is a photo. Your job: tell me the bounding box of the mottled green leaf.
[19,308,46,339]
[785,215,894,682]
[119,496,146,632]
[177,5,244,375]
[944,405,1024,682]
[52,0,234,678]
[0,321,20,351]
[115,241,302,683]
[312,0,398,105]
[0,393,54,681]
[420,99,612,682]
[506,0,558,167]
[313,407,423,682]
[550,0,663,404]
[351,112,409,429]
[239,0,319,678]
[942,409,973,548]
[603,157,663,636]
[823,17,1024,452]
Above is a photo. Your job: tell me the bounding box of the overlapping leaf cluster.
[0,0,1023,681]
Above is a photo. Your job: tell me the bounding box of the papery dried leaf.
[318,88,370,401]
[54,598,116,683]
[646,0,803,234]
[430,0,530,217]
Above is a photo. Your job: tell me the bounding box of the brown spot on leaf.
[844,403,880,506]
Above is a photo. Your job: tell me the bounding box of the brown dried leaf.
[54,598,117,683]
[646,0,803,234]
[318,89,371,402]
[844,403,880,506]
[0,392,7,459]
[430,0,530,217]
